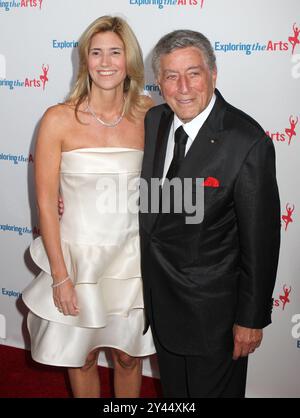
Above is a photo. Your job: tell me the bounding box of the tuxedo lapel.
[147,108,173,231]
[153,108,173,179]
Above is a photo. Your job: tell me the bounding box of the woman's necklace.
[85,98,126,128]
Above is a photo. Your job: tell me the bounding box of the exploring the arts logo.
[0,223,39,236]
[266,22,300,54]
[215,23,300,56]
[0,0,44,11]
[0,152,34,165]
[266,115,298,146]
[0,64,49,91]
[129,0,205,10]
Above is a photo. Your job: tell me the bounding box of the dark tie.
[166,125,189,180]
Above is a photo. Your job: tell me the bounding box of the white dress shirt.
[162,94,216,182]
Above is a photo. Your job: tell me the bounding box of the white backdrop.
[0,0,299,398]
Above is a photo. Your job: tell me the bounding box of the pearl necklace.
[86,98,126,128]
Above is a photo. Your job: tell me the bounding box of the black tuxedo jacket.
[139,89,281,356]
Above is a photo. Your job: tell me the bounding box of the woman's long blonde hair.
[67,16,148,121]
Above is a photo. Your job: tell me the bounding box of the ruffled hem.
[30,235,141,284]
[28,310,155,366]
[22,236,145,328]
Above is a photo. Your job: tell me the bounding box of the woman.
[22,15,155,398]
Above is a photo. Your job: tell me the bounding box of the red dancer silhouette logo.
[279,285,292,310]
[282,203,295,231]
[285,116,298,145]
[288,23,300,54]
[40,64,49,90]
[274,284,292,310]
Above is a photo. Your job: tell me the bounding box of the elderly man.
[139,30,281,398]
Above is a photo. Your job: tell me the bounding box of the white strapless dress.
[22,148,155,367]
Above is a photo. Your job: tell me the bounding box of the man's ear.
[156,79,162,94]
[212,67,217,89]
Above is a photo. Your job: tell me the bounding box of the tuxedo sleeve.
[233,134,281,328]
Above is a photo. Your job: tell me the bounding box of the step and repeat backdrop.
[0,0,299,397]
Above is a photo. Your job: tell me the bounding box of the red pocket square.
[203,177,220,187]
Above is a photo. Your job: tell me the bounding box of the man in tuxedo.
[139,30,281,398]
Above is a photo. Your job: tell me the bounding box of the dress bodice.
[59,147,143,245]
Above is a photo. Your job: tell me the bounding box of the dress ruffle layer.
[23,236,144,328]
[27,308,153,367]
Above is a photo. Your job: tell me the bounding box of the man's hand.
[232,325,263,360]
[58,196,64,218]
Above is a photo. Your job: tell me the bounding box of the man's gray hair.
[152,29,216,77]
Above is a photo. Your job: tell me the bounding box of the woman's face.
[87,31,127,92]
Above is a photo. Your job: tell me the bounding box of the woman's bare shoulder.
[42,103,74,123]
[36,105,76,149]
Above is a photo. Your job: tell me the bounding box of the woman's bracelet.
[51,275,71,288]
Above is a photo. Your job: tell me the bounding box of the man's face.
[157,47,217,123]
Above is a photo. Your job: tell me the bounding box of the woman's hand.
[53,280,79,316]
[58,196,64,218]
